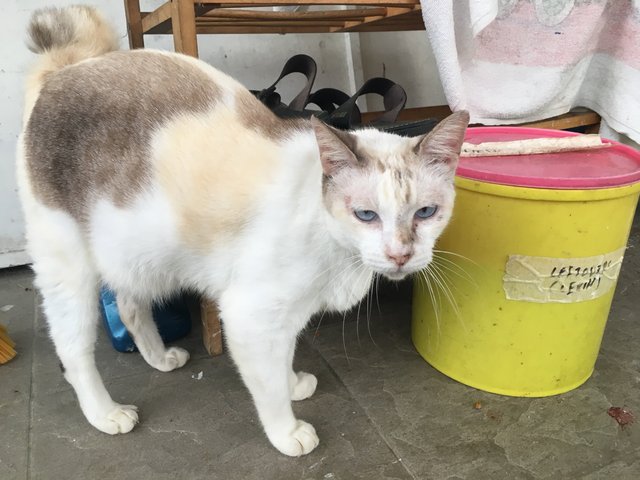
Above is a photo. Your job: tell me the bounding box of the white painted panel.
[358,31,447,111]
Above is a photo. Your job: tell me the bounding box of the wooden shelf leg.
[201,298,223,356]
[123,0,145,49]
[171,0,199,57]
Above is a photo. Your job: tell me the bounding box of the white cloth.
[420,0,640,143]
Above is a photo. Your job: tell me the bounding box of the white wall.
[0,1,444,269]
[359,31,446,111]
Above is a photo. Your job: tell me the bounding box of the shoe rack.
[122,0,601,356]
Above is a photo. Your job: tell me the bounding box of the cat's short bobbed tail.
[27,5,119,57]
[23,5,120,126]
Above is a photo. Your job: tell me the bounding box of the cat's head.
[312,111,469,280]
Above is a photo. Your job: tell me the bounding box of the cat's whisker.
[432,252,476,279]
[432,256,477,287]
[311,309,327,344]
[356,291,366,348]
[327,257,369,359]
[366,271,376,343]
[428,263,468,334]
[341,310,350,366]
[314,255,363,300]
[429,264,460,315]
[418,270,440,345]
[366,274,379,349]
[309,254,360,287]
[355,296,363,347]
[374,273,382,315]
[429,262,467,299]
[427,263,458,311]
[351,262,373,349]
[417,269,441,347]
[433,249,480,267]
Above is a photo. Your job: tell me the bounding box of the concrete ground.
[1,213,638,480]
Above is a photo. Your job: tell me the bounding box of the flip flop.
[322,77,438,137]
[251,54,317,116]
[252,56,437,137]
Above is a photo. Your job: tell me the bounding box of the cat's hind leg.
[29,209,138,435]
[116,295,189,372]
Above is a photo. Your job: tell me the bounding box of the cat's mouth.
[381,268,412,281]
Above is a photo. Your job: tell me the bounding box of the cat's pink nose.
[387,253,411,267]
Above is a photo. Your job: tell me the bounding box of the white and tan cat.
[18,6,469,456]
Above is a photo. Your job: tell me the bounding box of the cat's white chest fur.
[318,258,373,313]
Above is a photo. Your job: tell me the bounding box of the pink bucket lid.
[458,127,640,189]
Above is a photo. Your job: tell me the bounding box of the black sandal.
[251,54,317,117]
[322,77,438,137]
[322,77,404,129]
[306,88,353,115]
[252,56,438,137]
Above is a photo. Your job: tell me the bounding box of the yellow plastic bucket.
[412,127,640,397]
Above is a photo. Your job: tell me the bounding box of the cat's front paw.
[90,404,139,435]
[156,347,190,372]
[269,420,319,456]
[291,371,317,401]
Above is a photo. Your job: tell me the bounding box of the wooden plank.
[515,111,601,130]
[171,0,199,56]
[214,0,419,5]
[584,123,600,134]
[200,7,387,20]
[123,0,144,48]
[341,16,384,29]
[338,7,420,31]
[193,10,424,34]
[334,21,424,32]
[189,19,426,34]
[201,299,223,356]
[363,108,600,130]
[196,25,334,33]
[140,2,172,33]
[198,19,347,27]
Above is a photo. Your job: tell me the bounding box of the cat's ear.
[415,110,469,170]
[311,117,359,176]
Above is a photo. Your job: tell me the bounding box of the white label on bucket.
[503,247,625,303]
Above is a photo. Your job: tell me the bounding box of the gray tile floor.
[1,213,639,480]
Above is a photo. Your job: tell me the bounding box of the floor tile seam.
[304,336,419,480]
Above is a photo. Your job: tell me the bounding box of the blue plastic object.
[99,288,192,352]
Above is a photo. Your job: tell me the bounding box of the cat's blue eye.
[415,206,438,219]
[354,210,378,222]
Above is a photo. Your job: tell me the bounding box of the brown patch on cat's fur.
[153,92,289,251]
[397,225,416,244]
[236,90,304,140]
[24,50,221,221]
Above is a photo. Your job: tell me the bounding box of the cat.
[17,5,469,457]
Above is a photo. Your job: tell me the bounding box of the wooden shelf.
[363,106,601,131]
[126,0,424,47]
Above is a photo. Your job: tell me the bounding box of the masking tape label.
[503,248,625,303]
